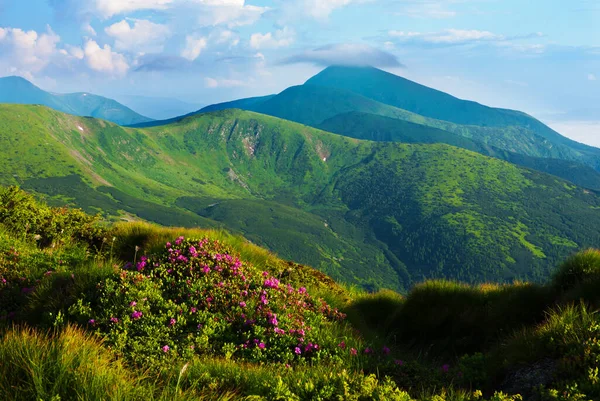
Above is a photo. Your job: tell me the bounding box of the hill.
[319,111,600,191]
[2,104,600,292]
[305,66,598,152]
[0,76,153,126]
[197,66,600,177]
[2,186,600,400]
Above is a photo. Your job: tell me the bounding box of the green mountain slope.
[305,66,599,153]
[199,80,600,171]
[2,104,600,291]
[0,76,153,126]
[319,111,600,190]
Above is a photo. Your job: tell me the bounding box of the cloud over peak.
[281,43,403,68]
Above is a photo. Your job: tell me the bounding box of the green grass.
[1,188,599,400]
[2,105,600,291]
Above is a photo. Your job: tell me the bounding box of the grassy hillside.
[199,82,600,173]
[2,104,600,292]
[319,111,600,190]
[0,76,153,126]
[2,187,600,400]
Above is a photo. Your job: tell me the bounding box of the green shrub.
[69,235,366,368]
[0,186,106,249]
[552,249,600,291]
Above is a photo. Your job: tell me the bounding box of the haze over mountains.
[2,66,600,291]
[0,76,154,126]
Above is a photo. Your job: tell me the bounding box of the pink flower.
[364,347,372,355]
[239,301,247,308]
[162,345,170,353]
[258,342,266,349]
[442,364,450,373]
[131,311,143,320]
[294,347,302,355]
[382,346,391,355]
[394,359,404,366]
[298,287,307,294]
[350,348,357,355]
[110,317,119,324]
[169,318,176,326]
[129,301,137,307]
[175,236,184,245]
[202,265,210,274]
[338,341,346,349]
[88,319,95,325]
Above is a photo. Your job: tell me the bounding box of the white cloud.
[65,44,85,59]
[181,35,208,61]
[296,0,361,19]
[94,0,174,18]
[82,23,97,36]
[250,27,294,50]
[282,43,402,67]
[193,0,267,27]
[105,19,171,53]
[0,25,62,76]
[84,39,129,76]
[214,29,239,46]
[589,73,597,81]
[389,29,502,44]
[204,76,246,88]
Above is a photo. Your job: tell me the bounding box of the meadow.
[1,185,600,400]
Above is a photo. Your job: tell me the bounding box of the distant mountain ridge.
[186,66,600,188]
[0,76,153,126]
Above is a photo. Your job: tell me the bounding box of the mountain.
[0,76,154,126]
[305,66,595,150]
[2,104,600,292]
[117,95,204,120]
[319,111,600,191]
[197,66,600,178]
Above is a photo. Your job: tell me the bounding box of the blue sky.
[0,0,599,144]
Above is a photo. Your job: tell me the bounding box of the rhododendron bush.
[69,236,352,366]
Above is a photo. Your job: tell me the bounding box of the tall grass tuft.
[0,325,150,400]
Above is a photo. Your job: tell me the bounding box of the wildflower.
[131,311,143,320]
[110,317,119,324]
[364,347,372,355]
[382,346,391,355]
[175,236,185,245]
[169,318,176,326]
[294,347,302,355]
[442,364,450,373]
[350,348,357,355]
[394,359,404,366]
[162,345,170,353]
[239,301,247,308]
[258,342,266,349]
[338,341,346,349]
[274,328,285,335]
[88,319,95,325]
[166,242,172,248]
[262,271,269,277]
[129,301,137,307]
[202,265,210,274]
[190,307,197,314]
[298,287,307,294]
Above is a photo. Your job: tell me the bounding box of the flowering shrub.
[70,236,351,366]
